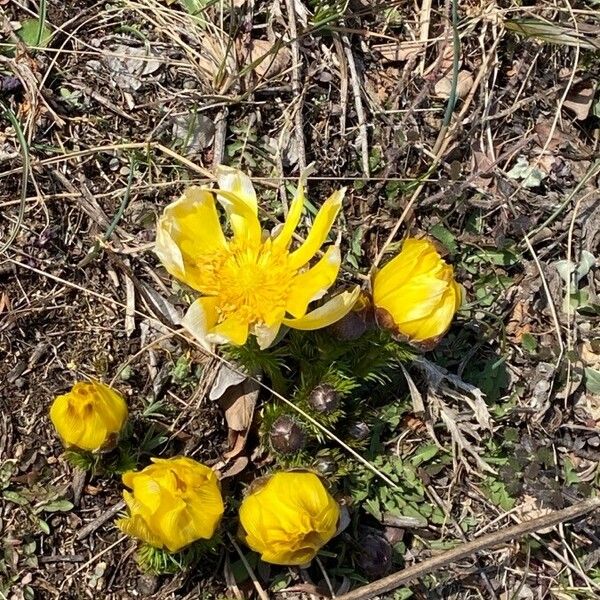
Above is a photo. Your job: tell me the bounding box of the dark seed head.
[308,384,340,414]
[356,528,393,579]
[347,421,369,441]
[313,457,337,476]
[269,416,306,453]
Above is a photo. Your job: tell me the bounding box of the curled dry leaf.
[563,78,597,121]
[434,70,474,100]
[210,364,260,458]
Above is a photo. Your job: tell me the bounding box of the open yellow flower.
[238,471,340,565]
[155,167,359,349]
[372,237,462,343]
[50,380,127,452]
[116,457,224,553]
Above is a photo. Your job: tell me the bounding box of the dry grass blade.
[505,18,600,50]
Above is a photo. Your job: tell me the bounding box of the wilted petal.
[285,246,341,319]
[215,167,261,245]
[253,322,282,350]
[288,189,345,270]
[181,297,220,350]
[216,165,257,214]
[284,287,360,330]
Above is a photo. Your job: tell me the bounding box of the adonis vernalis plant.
[238,470,340,565]
[373,237,462,344]
[116,457,224,553]
[50,380,128,452]
[155,166,359,349]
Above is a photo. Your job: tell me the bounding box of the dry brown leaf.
[223,430,248,460]
[373,41,422,63]
[470,140,496,189]
[514,495,555,533]
[563,79,596,120]
[434,70,474,100]
[249,39,291,79]
[506,299,532,343]
[220,456,249,479]
[218,379,259,432]
[210,364,259,457]
[0,292,10,314]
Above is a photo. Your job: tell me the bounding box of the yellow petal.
[92,381,128,432]
[285,246,341,319]
[284,286,360,330]
[288,189,345,270]
[207,316,249,346]
[373,238,439,303]
[116,514,163,548]
[155,187,227,291]
[238,471,340,566]
[49,394,85,448]
[181,297,220,350]
[382,276,450,323]
[398,280,461,341]
[75,410,110,452]
[271,171,309,250]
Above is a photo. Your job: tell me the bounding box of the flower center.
[204,239,296,327]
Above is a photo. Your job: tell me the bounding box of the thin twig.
[285,0,306,171]
[336,497,600,600]
[0,101,29,255]
[341,32,370,177]
[227,533,269,600]
[76,500,126,540]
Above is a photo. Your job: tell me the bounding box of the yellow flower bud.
[372,238,462,343]
[116,457,224,553]
[238,471,340,565]
[49,380,128,452]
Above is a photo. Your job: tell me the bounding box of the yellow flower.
[49,380,127,452]
[238,471,340,565]
[155,167,359,349]
[372,237,462,343]
[116,457,224,553]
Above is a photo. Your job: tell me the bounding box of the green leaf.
[40,499,74,513]
[18,19,52,48]
[429,223,457,254]
[410,444,439,467]
[481,477,515,510]
[3,490,28,506]
[521,333,537,353]
[37,518,51,535]
[563,457,580,485]
[585,367,600,395]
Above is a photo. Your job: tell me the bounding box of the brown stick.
[76,500,126,540]
[336,497,600,600]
